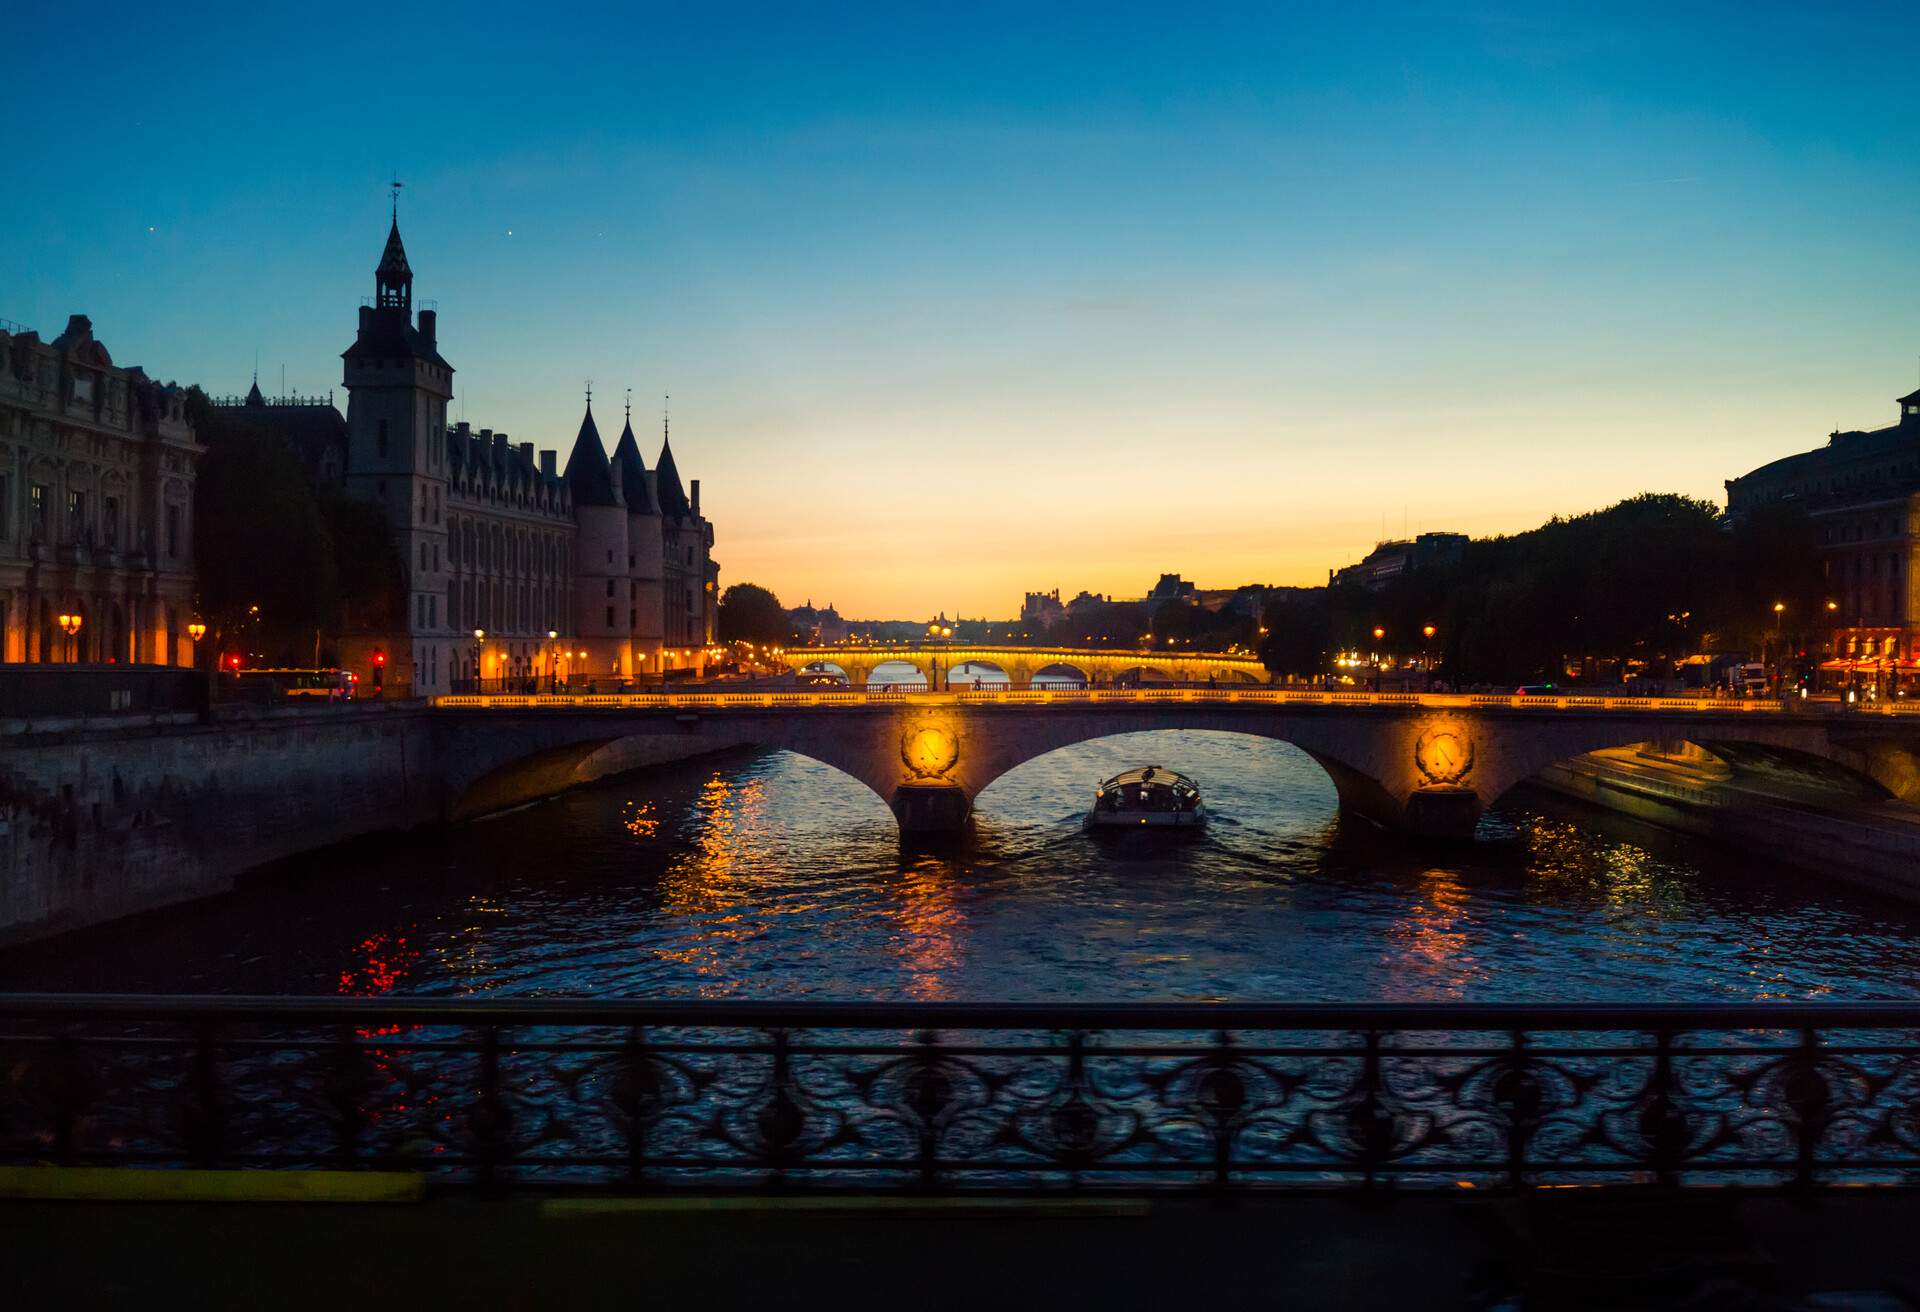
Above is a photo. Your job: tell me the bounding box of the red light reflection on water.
[338,929,421,997]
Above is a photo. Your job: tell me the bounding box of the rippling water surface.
[7,731,1920,1001]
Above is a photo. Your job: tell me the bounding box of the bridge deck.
[433,688,1920,717]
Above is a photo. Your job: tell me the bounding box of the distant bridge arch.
[779,645,1272,689]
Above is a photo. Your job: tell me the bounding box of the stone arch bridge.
[433,689,1920,840]
[781,645,1270,688]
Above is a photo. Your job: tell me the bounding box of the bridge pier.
[891,780,972,835]
[1400,786,1482,841]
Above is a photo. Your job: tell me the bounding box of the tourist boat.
[1088,766,1206,828]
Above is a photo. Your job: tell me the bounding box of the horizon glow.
[6,2,1918,618]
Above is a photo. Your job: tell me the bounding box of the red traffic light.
[372,649,387,666]
[226,655,242,669]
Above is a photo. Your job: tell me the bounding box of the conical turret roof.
[612,418,656,515]
[655,432,691,519]
[563,404,620,507]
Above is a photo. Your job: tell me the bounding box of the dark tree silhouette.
[718,583,791,644]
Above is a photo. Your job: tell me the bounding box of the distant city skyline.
[7,2,1919,617]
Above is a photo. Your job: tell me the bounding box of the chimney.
[519,441,535,467]
[540,450,557,478]
[358,305,373,333]
[418,309,436,346]
[493,432,509,462]
[691,479,700,515]
[455,420,470,437]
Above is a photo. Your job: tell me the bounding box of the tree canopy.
[1274,493,1831,685]
[717,583,791,644]
[189,389,403,666]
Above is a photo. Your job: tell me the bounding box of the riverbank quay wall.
[0,702,438,947]
[0,700,747,948]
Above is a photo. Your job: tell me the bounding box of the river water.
[5,731,1919,1002]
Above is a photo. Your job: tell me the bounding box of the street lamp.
[187,620,207,674]
[1371,626,1385,692]
[1421,624,1437,691]
[546,629,558,691]
[56,611,82,663]
[472,628,485,689]
[1771,602,1786,694]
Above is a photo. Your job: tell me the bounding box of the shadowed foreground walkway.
[8,1193,1920,1310]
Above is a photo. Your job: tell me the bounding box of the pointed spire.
[655,393,691,520]
[612,392,655,515]
[375,211,412,310]
[564,399,619,507]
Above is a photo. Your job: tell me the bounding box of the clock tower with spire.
[340,196,455,693]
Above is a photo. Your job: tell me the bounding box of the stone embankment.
[0,701,725,947]
[1535,745,1920,902]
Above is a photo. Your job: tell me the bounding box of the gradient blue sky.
[7,2,1918,617]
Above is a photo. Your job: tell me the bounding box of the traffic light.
[371,648,386,691]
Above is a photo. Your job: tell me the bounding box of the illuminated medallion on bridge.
[1415,720,1475,787]
[901,723,961,779]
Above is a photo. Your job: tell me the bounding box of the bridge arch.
[798,660,851,685]
[1471,722,1915,815]
[972,727,1343,818]
[948,660,1011,688]
[866,659,929,689]
[1031,661,1091,688]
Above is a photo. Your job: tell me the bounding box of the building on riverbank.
[216,212,719,693]
[0,315,200,665]
[1725,380,1920,684]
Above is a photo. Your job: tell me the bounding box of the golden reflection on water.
[645,770,968,999]
[622,801,660,838]
[888,856,965,1001]
[1389,867,1474,996]
[652,773,775,994]
[437,895,506,995]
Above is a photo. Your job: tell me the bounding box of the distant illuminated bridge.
[431,687,1920,842]
[779,644,1271,688]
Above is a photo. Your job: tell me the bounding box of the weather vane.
[625,387,632,423]
[584,379,593,407]
[390,175,404,219]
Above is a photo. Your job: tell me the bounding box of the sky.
[6,2,1919,618]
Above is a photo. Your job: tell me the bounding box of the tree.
[191,393,339,665]
[188,387,405,667]
[718,583,790,644]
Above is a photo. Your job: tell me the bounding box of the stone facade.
[1726,383,1920,674]
[0,316,199,668]
[216,214,719,692]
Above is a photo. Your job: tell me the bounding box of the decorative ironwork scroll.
[6,997,1920,1191]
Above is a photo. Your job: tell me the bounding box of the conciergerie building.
[221,211,719,695]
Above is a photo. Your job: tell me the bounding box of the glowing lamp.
[187,621,207,642]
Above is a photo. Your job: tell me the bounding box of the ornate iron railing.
[7,996,1920,1192]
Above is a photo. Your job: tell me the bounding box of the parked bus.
[225,668,356,701]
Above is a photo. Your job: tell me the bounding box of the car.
[1514,683,1558,696]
